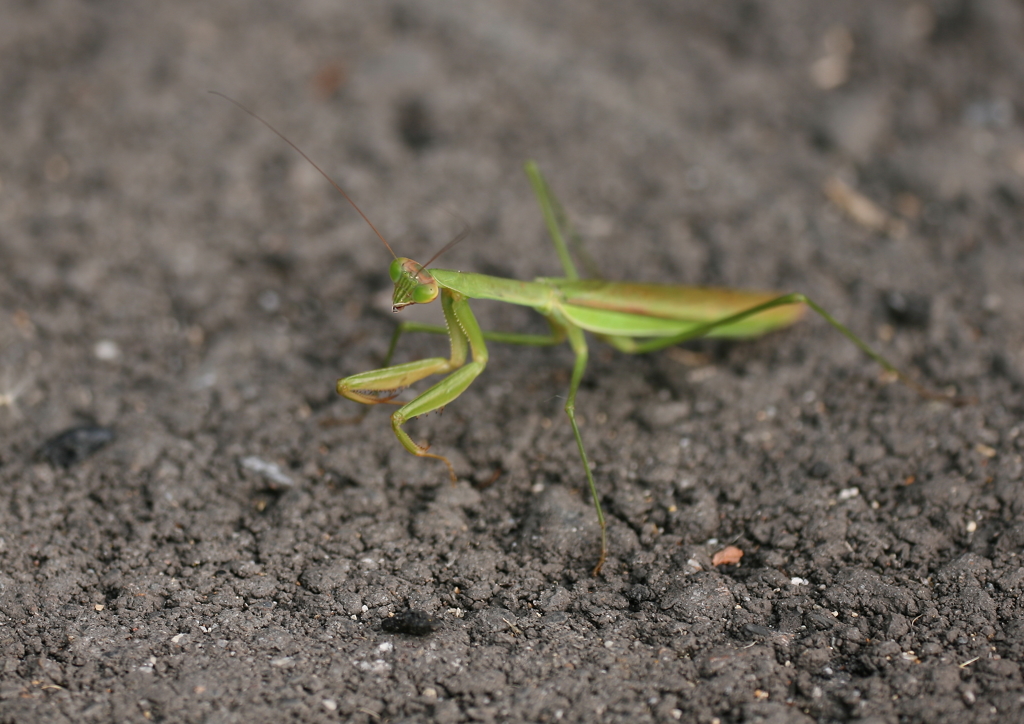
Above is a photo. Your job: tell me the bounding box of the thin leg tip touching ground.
[796,295,974,407]
[422,450,458,482]
[408,440,458,481]
[591,522,608,577]
[398,440,459,481]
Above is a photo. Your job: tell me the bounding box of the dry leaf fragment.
[824,176,906,238]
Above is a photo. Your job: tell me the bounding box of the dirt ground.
[2,1,1024,722]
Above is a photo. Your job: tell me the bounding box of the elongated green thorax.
[390,258,439,311]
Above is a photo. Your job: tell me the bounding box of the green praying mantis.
[215,92,960,575]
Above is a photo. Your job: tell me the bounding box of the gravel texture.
[2,2,1024,722]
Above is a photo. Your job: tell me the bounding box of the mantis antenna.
[209,90,398,260]
[421,223,471,271]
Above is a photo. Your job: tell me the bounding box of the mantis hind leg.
[603,293,964,404]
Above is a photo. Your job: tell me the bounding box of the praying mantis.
[215,93,960,575]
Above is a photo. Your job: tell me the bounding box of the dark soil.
[3,1,1024,722]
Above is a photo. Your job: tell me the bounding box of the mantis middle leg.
[382,320,566,367]
[561,323,608,576]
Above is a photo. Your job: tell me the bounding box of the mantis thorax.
[390,258,439,311]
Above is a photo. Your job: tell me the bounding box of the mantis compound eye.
[412,283,438,304]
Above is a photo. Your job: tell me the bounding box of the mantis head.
[390,257,439,311]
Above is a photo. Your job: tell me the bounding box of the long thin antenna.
[421,220,471,271]
[209,91,397,260]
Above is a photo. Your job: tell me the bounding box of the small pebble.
[94,340,121,361]
[239,456,293,487]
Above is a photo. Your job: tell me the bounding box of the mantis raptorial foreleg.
[338,290,492,480]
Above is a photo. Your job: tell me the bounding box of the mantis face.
[389,258,439,311]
